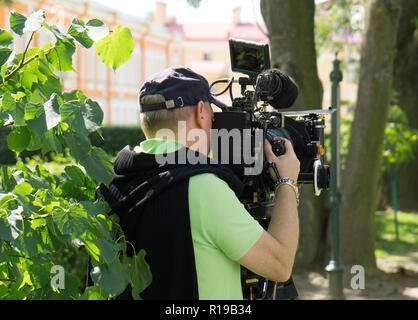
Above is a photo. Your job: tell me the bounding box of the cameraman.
[101,67,300,300]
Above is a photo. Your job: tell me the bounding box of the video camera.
[210,39,331,299]
[211,39,330,218]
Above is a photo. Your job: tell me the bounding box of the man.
[100,67,300,300]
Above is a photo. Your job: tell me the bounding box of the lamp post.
[325,55,345,299]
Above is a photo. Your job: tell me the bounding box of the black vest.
[99,146,244,299]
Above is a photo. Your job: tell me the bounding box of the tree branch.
[1,42,54,85]
[25,213,52,220]
[21,31,36,66]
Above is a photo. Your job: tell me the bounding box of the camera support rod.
[325,55,345,299]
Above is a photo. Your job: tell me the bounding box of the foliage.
[375,210,418,258]
[325,99,418,172]
[89,126,145,156]
[382,104,418,170]
[315,0,363,83]
[186,0,202,8]
[0,10,151,299]
[1,126,146,164]
[315,0,363,54]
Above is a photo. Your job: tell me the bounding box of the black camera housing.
[211,39,330,219]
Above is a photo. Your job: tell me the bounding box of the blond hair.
[140,95,211,138]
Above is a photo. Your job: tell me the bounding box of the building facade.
[0,0,184,126]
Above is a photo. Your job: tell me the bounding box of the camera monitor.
[229,38,271,77]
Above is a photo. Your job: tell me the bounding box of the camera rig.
[209,38,332,300]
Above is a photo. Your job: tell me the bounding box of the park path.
[292,255,418,300]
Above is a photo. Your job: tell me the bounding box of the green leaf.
[79,286,108,300]
[130,250,152,299]
[20,60,41,89]
[0,47,13,68]
[13,101,26,126]
[94,25,134,70]
[9,11,27,35]
[0,29,14,47]
[42,130,62,153]
[79,147,114,186]
[0,166,17,192]
[13,182,33,196]
[80,201,108,218]
[33,69,62,103]
[2,91,16,111]
[0,216,14,241]
[43,23,73,42]
[63,89,86,102]
[64,131,91,161]
[23,10,45,33]
[46,39,76,72]
[97,238,118,264]
[0,30,14,67]
[67,18,94,48]
[64,165,85,186]
[0,243,8,263]
[7,126,31,152]
[25,102,48,137]
[90,259,130,298]
[25,128,41,151]
[60,102,87,135]
[86,19,109,41]
[52,203,88,241]
[43,93,61,130]
[81,99,103,132]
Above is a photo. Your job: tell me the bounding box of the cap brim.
[208,95,227,110]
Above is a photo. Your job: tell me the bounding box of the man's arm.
[237,138,300,282]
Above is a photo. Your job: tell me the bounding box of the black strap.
[275,277,299,300]
[141,97,184,112]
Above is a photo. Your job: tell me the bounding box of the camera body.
[211,38,330,219]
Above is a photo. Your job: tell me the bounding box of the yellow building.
[0,0,184,125]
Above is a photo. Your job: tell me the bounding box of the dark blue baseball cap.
[139,66,227,112]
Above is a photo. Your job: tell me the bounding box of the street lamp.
[325,54,345,299]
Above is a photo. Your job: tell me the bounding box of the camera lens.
[317,165,330,189]
[313,160,330,195]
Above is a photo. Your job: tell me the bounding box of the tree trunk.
[260,0,329,272]
[340,0,401,276]
[392,0,418,211]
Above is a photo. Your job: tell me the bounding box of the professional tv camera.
[209,38,331,300]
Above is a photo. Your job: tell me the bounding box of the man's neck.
[152,132,208,156]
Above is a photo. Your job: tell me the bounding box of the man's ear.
[195,100,206,128]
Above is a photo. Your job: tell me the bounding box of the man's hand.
[264,137,300,182]
[237,137,300,283]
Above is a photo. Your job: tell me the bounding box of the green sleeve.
[189,173,264,261]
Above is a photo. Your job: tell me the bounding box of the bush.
[0,126,146,164]
[90,126,145,156]
[0,127,16,164]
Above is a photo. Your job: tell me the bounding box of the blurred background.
[0,0,416,299]
[0,0,358,125]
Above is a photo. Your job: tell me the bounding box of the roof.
[166,22,269,43]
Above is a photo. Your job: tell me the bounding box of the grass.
[375,210,418,259]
